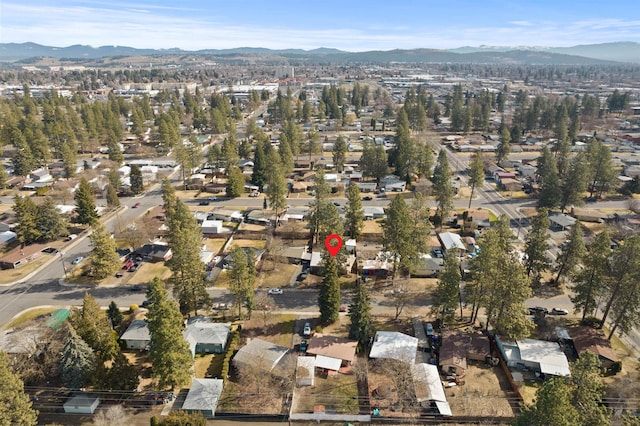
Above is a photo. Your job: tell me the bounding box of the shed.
[182,378,224,417]
[315,354,343,372]
[296,356,316,386]
[63,394,100,414]
[411,363,452,416]
[202,220,223,235]
[369,331,418,364]
[120,319,151,350]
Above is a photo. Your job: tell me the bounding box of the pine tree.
[319,255,341,325]
[69,292,119,361]
[60,330,96,389]
[560,153,588,212]
[89,225,121,280]
[537,146,561,209]
[570,352,611,425]
[95,352,140,392]
[106,184,120,207]
[107,140,124,165]
[571,232,610,322]
[265,156,287,228]
[515,378,579,426]
[333,135,348,173]
[228,246,256,319]
[147,278,193,390]
[348,281,371,346]
[554,223,586,284]
[432,150,454,228]
[0,351,38,426]
[74,177,99,225]
[467,152,485,209]
[107,300,123,329]
[524,208,551,285]
[130,164,144,195]
[432,250,461,323]
[13,195,41,244]
[251,139,267,188]
[165,199,208,314]
[382,196,416,279]
[345,182,364,239]
[36,197,68,241]
[226,165,245,198]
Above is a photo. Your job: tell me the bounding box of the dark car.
[299,339,308,353]
[115,272,124,278]
[297,272,308,282]
[129,262,141,272]
[363,196,373,201]
[128,285,143,292]
[199,200,210,206]
[528,306,549,315]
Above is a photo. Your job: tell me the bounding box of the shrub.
[581,316,600,328]
[315,325,323,334]
[611,361,622,374]
[129,304,139,312]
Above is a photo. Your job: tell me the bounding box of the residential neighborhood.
[1,42,640,426]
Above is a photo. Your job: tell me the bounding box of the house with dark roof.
[439,331,491,376]
[0,243,50,269]
[306,335,358,373]
[567,326,619,370]
[135,243,173,262]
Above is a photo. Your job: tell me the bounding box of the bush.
[129,304,139,312]
[315,325,323,334]
[581,316,600,328]
[611,361,622,374]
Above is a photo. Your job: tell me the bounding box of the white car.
[551,308,569,315]
[71,256,84,265]
[267,288,283,295]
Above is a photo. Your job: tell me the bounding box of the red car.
[133,202,141,208]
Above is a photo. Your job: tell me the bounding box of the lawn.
[3,307,58,330]
[295,373,360,414]
[229,238,267,250]
[204,238,226,253]
[361,219,383,235]
[127,262,171,285]
[242,313,296,347]
[257,263,299,288]
[193,353,225,379]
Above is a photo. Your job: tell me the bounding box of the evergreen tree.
[571,232,610,322]
[537,146,562,209]
[162,187,207,314]
[310,168,331,243]
[515,378,579,426]
[69,292,119,361]
[95,352,140,392]
[554,223,586,284]
[130,164,144,195]
[74,177,99,225]
[226,165,245,198]
[106,184,120,207]
[348,282,371,346]
[265,156,287,226]
[432,250,461,323]
[382,196,416,279]
[467,152,485,209]
[344,182,364,239]
[316,202,344,246]
[432,150,454,227]
[89,224,121,280]
[393,109,415,179]
[319,255,341,325]
[0,166,8,189]
[228,246,256,319]
[107,140,124,165]
[107,300,124,329]
[570,352,611,425]
[496,124,511,165]
[13,195,41,244]
[251,139,267,188]
[560,153,588,212]
[60,330,96,389]
[415,142,434,181]
[107,167,121,191]
[147,278,193,390]
[586,138,615,199]
[524,208,551,285]
[0,351,38,426]
[333,135,348,173]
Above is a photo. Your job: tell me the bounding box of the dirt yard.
[293,372,360,415]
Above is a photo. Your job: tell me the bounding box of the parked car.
[207,196,218,201]
[115,272,124,278]
[71,256,83,265]
[129,262,141,272]
[551,308,569,315]
[299,339,308,353]
[133,202,141,208]
[65,234,78,242]
[268,288,283,295]
[339,305,347,312]
[432,248,444,258]
[128,285,143,292]
[528,306,549,315]
[123,260,134,270]
[296,272,308,282]
[199,200,210,206]
[363,196,373,201]
[141,300,152,308]
[303,322,312,337]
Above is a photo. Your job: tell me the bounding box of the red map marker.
[324,234,343,257]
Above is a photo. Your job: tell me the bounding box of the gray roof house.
[63,394,100,414]
[182,378,224,417]
[120,319,151,350]
[438,232,466,254]
[183,317,231,355]
[548,213,577,231]
[232,338,289,372]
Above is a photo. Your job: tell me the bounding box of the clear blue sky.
[1,0,639,51]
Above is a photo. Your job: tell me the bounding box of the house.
[182,378,224,417]
[245,209,273,225]
[0,243,50,269]
[499,178,523,192]
[566,326,619,370]
[306,335,358,372]
[412,255,444,277]
[356,182,377,193]
[369,331,418,364]
[183,317,230,355]
[345,239,356,253]
[119,319,151,350]
[570,208,606,223]
[296,356,316,386]
[548,213,577,231]
[233,338,289,373]
[135,243,173,262]
[202,220,223,235]
[310,252,356,274]
[411,363,452,416]
[0,325,49,355]
[384,180,406,192]
[30,168,52,182]
[360,253,392,277]
[63,394,100,414]
[281,246,312,264]
[463,209,491,229]
[496,337,571,377]
[438,331,491,376]
[222,248,265,269]
[282,207,309,222]
[115,248,133,262]
[437,232,466,255]
[363,206,385,220]
[209,208,243,223]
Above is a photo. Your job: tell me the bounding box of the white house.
[119,319,151,350]
[182,378,224,417]
[369,331,418,364]
[201,220,223,235]
[496,337,571,377]
[411,363,452,416]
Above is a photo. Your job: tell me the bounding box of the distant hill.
[0,42,623,65]
[448,42,640,63]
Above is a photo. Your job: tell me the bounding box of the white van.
[65,234,78,242]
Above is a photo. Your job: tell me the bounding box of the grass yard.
[242,313,296,347]
[193,353,225,379]
[0,255,52,284]
[229,238,267,250]
[361,219,383,235]
[204,238,226,253]
[294,373,360,415]
[3,307,59,330]
[127,262,171,285]
[257,263,299,289]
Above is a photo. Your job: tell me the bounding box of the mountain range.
[0,42,639,65]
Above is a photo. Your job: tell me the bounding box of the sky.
[1,0,640,51]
